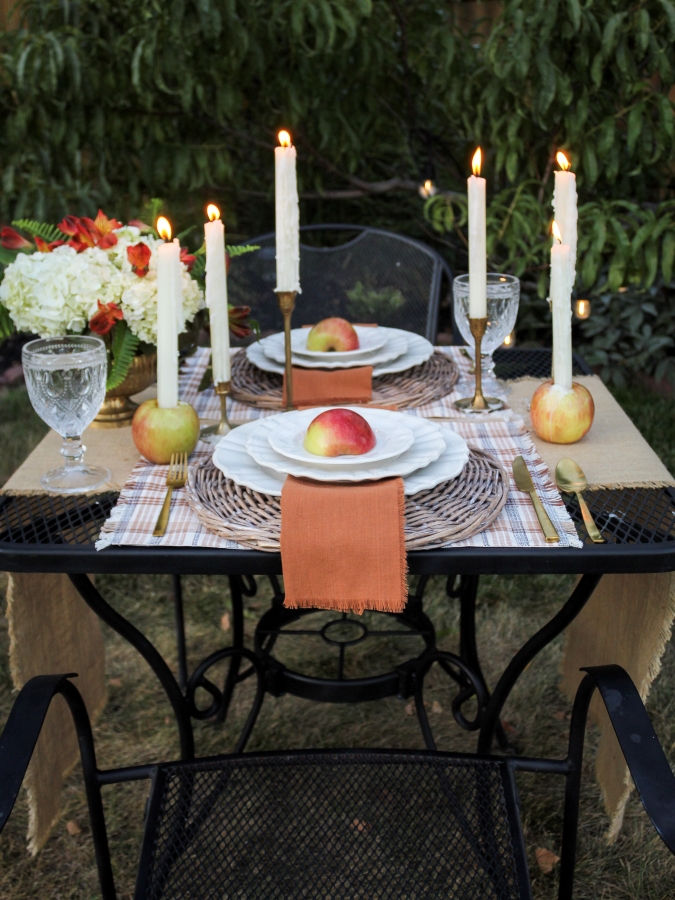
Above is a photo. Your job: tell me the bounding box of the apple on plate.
[131,399,200,464]
[306,317,359,352]
[303,408,376,457]
[530,381,594,444]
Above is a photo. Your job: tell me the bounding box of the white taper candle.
[468,147,487,318]
[274,131,301,293]
[552,152,578,297]
[205,206,230,383]
[550,223,573,392]
[156,220,180,409]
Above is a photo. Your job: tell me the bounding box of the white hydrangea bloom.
[0,228,204,344]
[0,245,124,336]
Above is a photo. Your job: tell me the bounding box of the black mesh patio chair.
[228,224,456,343]
[1,659,674,900]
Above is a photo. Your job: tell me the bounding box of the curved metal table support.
[68,567,603,763]
[478,573,602,755]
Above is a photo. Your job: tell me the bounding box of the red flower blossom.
[34,236,66,253]
[127,242,152,277]
[90,209,122,248]
[57,210,122,252]
[180,247,196,272]
[228,305,253,339]
[1,226,33,250]
[89,300,124,336]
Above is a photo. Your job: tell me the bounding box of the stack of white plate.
[212,407,469,497]
[247,326,434,376]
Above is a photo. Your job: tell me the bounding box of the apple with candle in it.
[530,381,594,444]
[303,408,376,457]
[132,399,200,464]
[306,318,360,352]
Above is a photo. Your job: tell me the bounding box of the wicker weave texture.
[186,449,507,552]
[230,350,459,410]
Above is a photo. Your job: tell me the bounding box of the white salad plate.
[260,327,407,369]
[246,413,446,483]
[290,325,388,359]
[247,328,433,376]
[263,407,415,467]
[212,419,469,496]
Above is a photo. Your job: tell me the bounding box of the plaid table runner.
[96,347,581,550]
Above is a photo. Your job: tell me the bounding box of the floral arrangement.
[0,211,256,390]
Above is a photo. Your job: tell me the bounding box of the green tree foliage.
[1,0,675,383]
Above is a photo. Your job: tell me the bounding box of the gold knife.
[512,455,560,543]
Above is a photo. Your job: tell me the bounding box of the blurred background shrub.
[0,0,674,384]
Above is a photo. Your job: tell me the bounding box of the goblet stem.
[60,435,86,469]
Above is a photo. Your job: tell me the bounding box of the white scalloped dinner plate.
[290,325,388,359]
[260,328,407,369]
[248,328,433,376]
[263,407,415,467]
[246,414,445,482]
[212,419,469,495]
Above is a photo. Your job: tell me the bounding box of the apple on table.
[303,408,376,457]
[530,381,594,444]
[132,399,200,464]
[306,318,360,352]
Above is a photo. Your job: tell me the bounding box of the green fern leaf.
[11,219,68,243]
[226,244,260,258]
[107,322,140,391]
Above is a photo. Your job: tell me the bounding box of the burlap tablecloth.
[4,348,675,848]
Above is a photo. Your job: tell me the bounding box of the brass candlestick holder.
[454,317,505,412]
[276,289,297,411]
[200,381,234,439]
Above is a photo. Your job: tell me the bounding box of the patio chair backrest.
[227,225,450,342]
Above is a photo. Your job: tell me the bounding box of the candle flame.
[552,221,562,243]
[556,151,571,171]
[278,130,291,148]
[157,216,172,241]
[207,204,220,222]
[471,147,482,176]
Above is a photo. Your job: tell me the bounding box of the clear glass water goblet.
[453,273,520,392]
[22,336,111,493]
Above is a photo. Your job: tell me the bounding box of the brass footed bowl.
[92,353,157,428]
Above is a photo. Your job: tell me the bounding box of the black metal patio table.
[2,346,675,760]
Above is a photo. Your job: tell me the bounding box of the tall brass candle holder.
[200,381,233,438]
[454,317,505,412]
[276,290,297,411]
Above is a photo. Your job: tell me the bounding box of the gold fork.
[153,452,188,537]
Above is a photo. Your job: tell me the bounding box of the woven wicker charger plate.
[186,448,508,552]
[230,349,459,410]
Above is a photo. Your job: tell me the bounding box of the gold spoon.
[555,458,604,543]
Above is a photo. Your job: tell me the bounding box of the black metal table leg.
[172,574,188,691]
[477,573,603,755]
[69,573,195,760]
[449,574,511,750]
[214,575,247,725]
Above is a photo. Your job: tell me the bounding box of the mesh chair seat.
[228,227,448,341]
[138,751,523,900]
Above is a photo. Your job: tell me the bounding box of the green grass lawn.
[0,380,674,899]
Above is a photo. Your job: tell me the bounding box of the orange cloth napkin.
[280,476,408,614]
[282,366,373,407]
